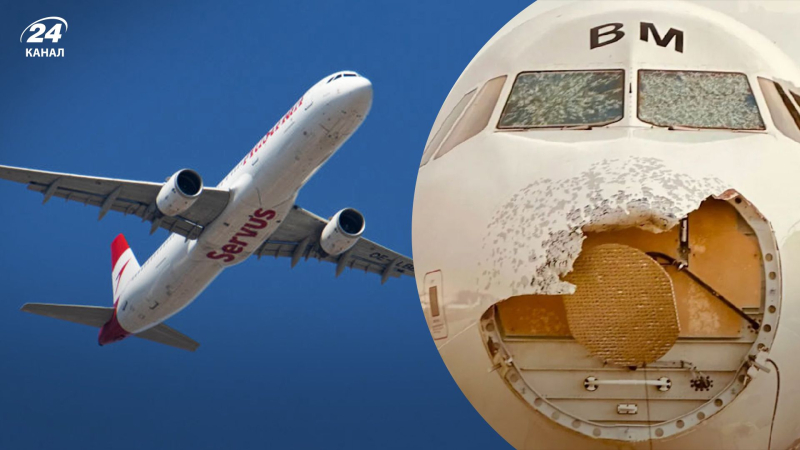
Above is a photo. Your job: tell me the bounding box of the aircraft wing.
[256,205,415,283]
[0,165,230,240]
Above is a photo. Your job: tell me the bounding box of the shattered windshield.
[498,70,624,129]
[638,70,765,130]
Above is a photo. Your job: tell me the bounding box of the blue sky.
[0,1,529,448]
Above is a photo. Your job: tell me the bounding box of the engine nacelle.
[156,169,203,217]
[320,208,365,256]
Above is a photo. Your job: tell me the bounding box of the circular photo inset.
[412,1,800,448]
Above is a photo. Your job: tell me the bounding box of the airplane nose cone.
[348,77,373,114]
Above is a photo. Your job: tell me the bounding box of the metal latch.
[747,350,771,379]
[489,355,514,373]
[617,404,638,415]
[584,376,671,392]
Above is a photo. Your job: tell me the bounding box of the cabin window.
[639,70,765,130]
[497,70,624,129]
[419,89,476,167]
[435,76,507,160]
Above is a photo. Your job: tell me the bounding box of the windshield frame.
[496,69,626,130]
[636,69,766,131]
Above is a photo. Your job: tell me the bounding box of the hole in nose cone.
[476,195,780,442]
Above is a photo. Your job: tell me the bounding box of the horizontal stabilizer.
[134,324,200,352]
[22,303,199,351]
[21,303,113,328]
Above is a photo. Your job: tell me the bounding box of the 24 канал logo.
[20,17,67,58]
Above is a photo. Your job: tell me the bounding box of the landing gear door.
[424,270,447,340]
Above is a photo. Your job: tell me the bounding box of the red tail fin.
[111,234,130,269]
[111,234,141,301]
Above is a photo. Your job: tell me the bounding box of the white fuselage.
[115,72,372,334]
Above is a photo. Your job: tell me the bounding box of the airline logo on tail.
[111,234,140,301]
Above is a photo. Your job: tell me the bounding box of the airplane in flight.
[0,71,413,352]
[413,1,800,449]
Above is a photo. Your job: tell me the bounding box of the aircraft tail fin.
[111,234,141,301]
[21,303,200,352]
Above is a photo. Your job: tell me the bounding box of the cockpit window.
[498,70,624,129]
[638,70,765,130]
[419,89,476,167]
[758,78,800,142]
[435,76,507,160]
[328,72,359,83]
[792,91,800,112]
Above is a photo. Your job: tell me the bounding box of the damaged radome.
[479,174,780,441]
[478,157,731,297]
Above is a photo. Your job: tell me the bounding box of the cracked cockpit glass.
[498,70,624,129]
[638,70,765,130]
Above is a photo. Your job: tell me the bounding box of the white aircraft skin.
[102,72,373,344]
[414,1,800,449]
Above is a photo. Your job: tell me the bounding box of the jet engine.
[156,169,203,217]
[320,208,365,255]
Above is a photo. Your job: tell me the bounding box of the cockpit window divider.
[788,88,800,119]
